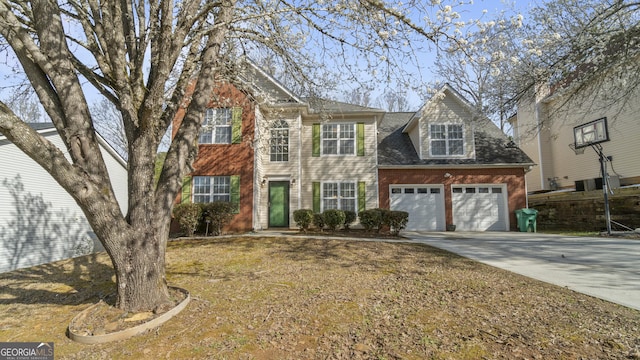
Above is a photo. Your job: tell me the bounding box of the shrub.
[313,212,325,231]
[173,203,202,236]
[359,209,383,232]
[200,201,236,236]
[343,210,357,230]
[388,210,409,236]
[293,209,314,232]
[323,209,346,231]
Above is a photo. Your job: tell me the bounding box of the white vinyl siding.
[0,129,127,273]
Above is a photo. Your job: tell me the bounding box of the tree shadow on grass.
[0,252,115,306]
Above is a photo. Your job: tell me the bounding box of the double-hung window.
[199,108,232,144]
[270,120,289,162]
[322,124,355,155]
[322,182,356,212]
[193,176,230,203]
[430,124,464,156]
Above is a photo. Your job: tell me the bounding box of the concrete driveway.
[403,231,640,311]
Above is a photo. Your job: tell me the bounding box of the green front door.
[268,181,290,228]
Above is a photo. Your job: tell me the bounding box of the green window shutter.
[312,182,321,213]
[358,181,366,213]
[181,176,192,204]
[232,107,243,144]
[356,122,365,156]
[230,175,240,213]
[312,123,320,157]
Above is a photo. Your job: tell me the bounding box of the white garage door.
[452,185,508,231]
[390,186,445,231]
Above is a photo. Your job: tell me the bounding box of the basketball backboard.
[573,117,609,149]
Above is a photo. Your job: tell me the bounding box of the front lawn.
[1,236,638,359]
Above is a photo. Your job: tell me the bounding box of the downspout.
[252,107,261,231]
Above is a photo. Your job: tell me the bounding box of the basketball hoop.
[568,143,585,155]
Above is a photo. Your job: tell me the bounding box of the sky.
[0,0,535,114]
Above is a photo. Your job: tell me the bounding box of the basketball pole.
[593,143,612,235]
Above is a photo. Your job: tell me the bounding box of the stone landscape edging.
[68,286,190,344]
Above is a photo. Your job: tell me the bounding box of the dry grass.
[0,235,639,359]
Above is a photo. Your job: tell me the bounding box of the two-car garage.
[390,184,509,232]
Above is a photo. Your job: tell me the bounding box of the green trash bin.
[515,208,538,232]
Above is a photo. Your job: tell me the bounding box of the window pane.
[340,183,355,198]
[324,199,338,210]
[449,139,464,155]
[214,127,232,144]
[404,188,415,194]
[339,124,354,139]
[417,188,428,194]
[391,188,402,194]
[492,188,502,193]
[431,124,446,139]
[479,187,489,193]
[339,139,354,154]
[452,187,463,193]
[340,199,356,212]
[430,188,441,194]
[448,124,463,139]
[465,188,476,193]
[322,124,355,155]
[432,140,447,155]
[270,123,289,162]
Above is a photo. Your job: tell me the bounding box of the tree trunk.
[106,226,171,312]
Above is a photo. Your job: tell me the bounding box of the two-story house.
[512,78,640,193]
[174,63,533,233]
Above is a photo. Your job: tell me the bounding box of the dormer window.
[430,124,464,156]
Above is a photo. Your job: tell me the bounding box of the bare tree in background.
[430,12,522,132]
[509,0,640,121]
[3,88,43,123]
[91,99,128,159]
[377,89,413,112]
[0,0,476,312]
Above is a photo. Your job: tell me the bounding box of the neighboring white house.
[511,75,640,193]
[0,123,128,273]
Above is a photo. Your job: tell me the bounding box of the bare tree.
[0,0,471,312]
[343,85,375,108]
[377,89,413,112]
[511,0,640,120]
[91,99,128,159]
[3,88,43,123]
[430,11,522,132]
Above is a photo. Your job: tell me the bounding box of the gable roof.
[378,87,534,168]
[236,59,303,105]
[304,98,385,115]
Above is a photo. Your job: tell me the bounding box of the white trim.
[320,180,357,213]
[428,123,466,158]
[320,122,356,156]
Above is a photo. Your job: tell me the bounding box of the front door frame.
[268,181,290,228]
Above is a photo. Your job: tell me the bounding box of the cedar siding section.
[173,81,255,232]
